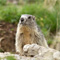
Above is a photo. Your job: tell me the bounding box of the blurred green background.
[0,0,60,50]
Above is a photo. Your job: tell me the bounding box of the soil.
[0,21,17,53]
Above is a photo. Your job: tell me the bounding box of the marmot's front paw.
[15,52,19,54]
[19,52,24,56]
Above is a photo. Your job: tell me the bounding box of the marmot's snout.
[21,18,24,23]
[19,17,25,24]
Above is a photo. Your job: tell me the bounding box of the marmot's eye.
[28,16,31,19]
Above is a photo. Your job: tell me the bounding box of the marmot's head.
[19,14,36,27]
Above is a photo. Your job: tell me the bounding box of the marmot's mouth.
[20,23,27,26]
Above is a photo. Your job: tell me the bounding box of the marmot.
[15,14,48,55]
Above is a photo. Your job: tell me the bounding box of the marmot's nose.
[21,18,24,22]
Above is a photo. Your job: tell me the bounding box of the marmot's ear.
[33,16,35,20]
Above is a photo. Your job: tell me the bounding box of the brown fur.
[20,26,33,45]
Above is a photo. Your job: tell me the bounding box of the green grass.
[0,56,16,60]
[6,56,16,60]
[0,0,7,5]
[0,3,59,34]
[0,49,4,52]
[0,5,20,23]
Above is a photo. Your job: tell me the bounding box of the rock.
[53,51,60,60]
[0,44,60,60]
[23,44,40,56]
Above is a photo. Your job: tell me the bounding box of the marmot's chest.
[20,26,34,44]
